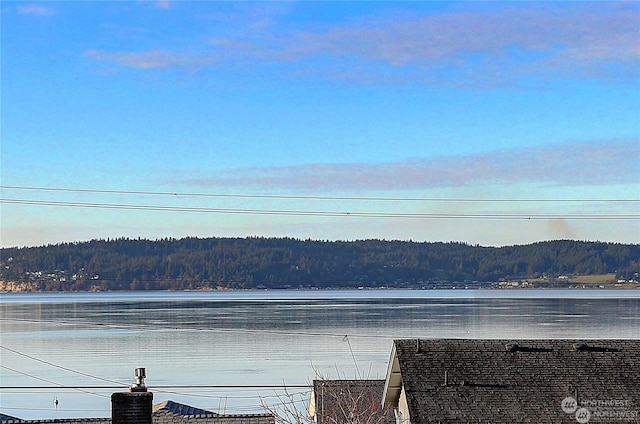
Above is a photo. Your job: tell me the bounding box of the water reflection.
[1,290,639,419]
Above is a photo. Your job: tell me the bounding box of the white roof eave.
[382,342,403,408]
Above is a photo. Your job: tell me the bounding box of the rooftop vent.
[130,367,147,392]
[505,342,519,352]
[573,342,588,351]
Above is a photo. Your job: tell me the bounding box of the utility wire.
[0,364,110,398]
[0,362,311,411]
[1,333,345,414]
[1,198,637,220]
[1,357,311,409]
[149,387,311,401]
[2,185,638,202]
[0,345,126,386]
[0,345,313,394]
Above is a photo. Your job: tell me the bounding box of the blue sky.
[1,1,639,247]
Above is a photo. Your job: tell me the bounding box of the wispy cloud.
[83,2,639,86]
[154,0,172,10]
[84,49,217,70]
[16,3,55,16]
[177,139,639,192]
[258,2,639,85]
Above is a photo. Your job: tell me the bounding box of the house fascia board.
[382,341,402,408]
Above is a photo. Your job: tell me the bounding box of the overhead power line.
[0,364,110,398]
[1,198,637,220]
[1,185,638,203]
[0,345,311,405]
[0,345,125,386]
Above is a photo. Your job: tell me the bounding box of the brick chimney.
[111,368,153,424]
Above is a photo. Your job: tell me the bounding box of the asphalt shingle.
[388,339,640,424]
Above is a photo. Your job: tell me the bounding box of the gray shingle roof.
[384,339,640,423]
[153,400,216,416]
[152,413,275,424]
[0,417,274,424]
[1,401,275,424]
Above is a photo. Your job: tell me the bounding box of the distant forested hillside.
[1,238,638,291]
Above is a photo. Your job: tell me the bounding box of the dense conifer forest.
[1,238,638,291]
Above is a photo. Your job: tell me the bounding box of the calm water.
[1,289,639,419]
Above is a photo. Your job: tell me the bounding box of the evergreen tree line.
[1,238,638,291]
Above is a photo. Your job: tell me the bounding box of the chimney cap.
[130,367,147,392]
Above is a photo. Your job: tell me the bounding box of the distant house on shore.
[382,339,640,423]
